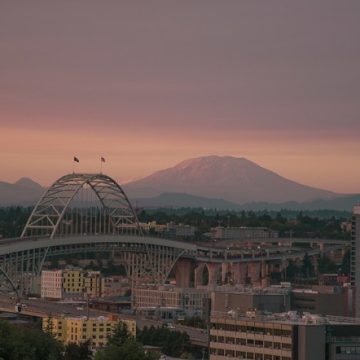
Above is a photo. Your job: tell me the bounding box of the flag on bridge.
[73,156,80,163]
[101,157,106,163]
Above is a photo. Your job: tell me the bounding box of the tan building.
[63,268,84,294]
[43,315,136,349]
[132,286,209,316]
[83,271,102,298]
[210,312,360,360]
[42,267,102,299]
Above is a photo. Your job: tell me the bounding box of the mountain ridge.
[124,155,339,203]
[0,156,349,208]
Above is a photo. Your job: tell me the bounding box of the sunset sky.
[1,1,360,193]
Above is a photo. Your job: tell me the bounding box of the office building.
[210,311,360,360]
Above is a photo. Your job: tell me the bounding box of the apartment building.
[41,268,102,299]
[41,270,63,299]
[43,315,136,349]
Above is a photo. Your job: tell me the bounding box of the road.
[0,294,208,347]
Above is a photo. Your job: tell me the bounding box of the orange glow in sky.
[1,1,359,194]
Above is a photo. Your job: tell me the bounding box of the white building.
[41,270,63,299]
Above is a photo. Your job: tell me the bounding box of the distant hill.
[0,178,44,206]
[134,192,359,212]
[240,193,360,211]
[135,192,241,210]
[124,155,339,203]
[2,156,356,211]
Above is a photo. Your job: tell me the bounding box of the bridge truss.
[21,173,142,238]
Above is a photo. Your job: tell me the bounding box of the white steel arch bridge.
[0,173,349,296]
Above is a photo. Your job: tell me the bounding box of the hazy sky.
[1,1,360,192]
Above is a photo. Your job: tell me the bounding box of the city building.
[291,286,352,317]
[83,271,102,298]
[165,222,196,238]
[211,227,278,241]
[351,205,360,317]
[210,286,291,314]
[41,267,102,299]
[210,311,360,360]
[41,270,63,299]
[132,286,209,317]
[43,315,136,349]
[62,268,84,294]
[101,275,131,298]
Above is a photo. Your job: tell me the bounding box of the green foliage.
[0,207,32,238]
[0,320,63,360]
[318,256,338,274]
[137,325,191,358]
[95,323,156,360]
[64,340,92,360]
[301,253,314,278]
[138,208,351,241]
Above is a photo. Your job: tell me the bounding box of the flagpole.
[100,157,102,174]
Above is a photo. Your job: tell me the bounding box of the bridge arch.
[21,173,142,239]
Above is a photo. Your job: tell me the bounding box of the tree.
[0,320,63,360]
[318,256,338,274]
[301,253,314,278]
[64,340,92,360]
[137,326,191,358]
[95,323,156,360]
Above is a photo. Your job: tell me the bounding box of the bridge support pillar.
[194,264,205,287]
[173,259,193,288]
[207,263,219,287]
[248,262,261,286]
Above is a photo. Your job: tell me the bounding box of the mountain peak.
[14,177,43,190]
[125,155,338,204]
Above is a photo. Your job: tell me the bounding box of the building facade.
[211,286,291,314]
[43,315,136,349]
[211,227,278,240]
[132,286,209,316]
[41,268,102,299]
[210,312,360,360]
[41,270,63,299]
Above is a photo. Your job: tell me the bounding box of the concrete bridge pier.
[173,259,193,288]
[248,262,261,285]
[194,262,221,287]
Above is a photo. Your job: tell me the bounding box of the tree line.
[0,206,351,240]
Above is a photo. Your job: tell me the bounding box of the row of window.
[336,346,360,354]
[209,348,291,360]
[210,336,291,350]
[211,324,292,337]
